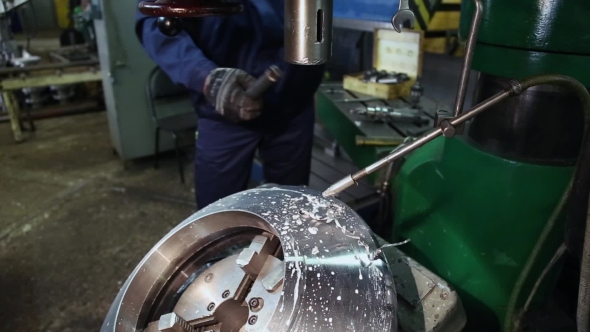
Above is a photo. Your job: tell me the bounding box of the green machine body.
[393,0,589,330]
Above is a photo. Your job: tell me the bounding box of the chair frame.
[145,66,192,184]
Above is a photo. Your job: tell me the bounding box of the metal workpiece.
[391,0,415,33]
[284,0,333,65]
[323,89,512,198]
[356,136,406,147]
[101,186,397,332]
[245,65,283,99]
[452,0,483,120]
[350,106,429,125]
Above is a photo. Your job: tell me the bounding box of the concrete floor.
[0,112,197,331]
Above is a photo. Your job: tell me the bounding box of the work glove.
[203,68,263,122]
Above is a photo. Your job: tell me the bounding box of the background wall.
[31,0,58,30]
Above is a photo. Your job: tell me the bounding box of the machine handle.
[139,0,243,36]
[138,0,243,17]
[245,66,283,99]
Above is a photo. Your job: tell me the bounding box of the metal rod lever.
[452,0,483,120]
[323,89,512,198]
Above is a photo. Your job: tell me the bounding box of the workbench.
[316,83,446,184]
[1,64,101,142]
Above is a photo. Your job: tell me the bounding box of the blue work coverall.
[136,0,325,208]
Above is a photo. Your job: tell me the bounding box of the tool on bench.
[356,136,406,147]
[333,96,384,103]
[391,0,415,33]
[410,78,424,108]
[351,106,430,125]
[363,68,410,84]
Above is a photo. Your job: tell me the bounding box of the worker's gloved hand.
[203,68,263,122]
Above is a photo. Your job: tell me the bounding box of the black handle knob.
[157,17,182,37]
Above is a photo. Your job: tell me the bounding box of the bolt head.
[248,315,258,325]
[249,298,259,308]
[204,273,213,283]
[222,290,230,299]
[207,303,215,311]
[440,292,449,300]
[440,121,457,138]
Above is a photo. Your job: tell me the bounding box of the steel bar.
[356,136,405,147]
[0,60,99,75]
[245,65,282,99]
[323,90,511,197]
[452,0,483,118]
[333,97,383,103]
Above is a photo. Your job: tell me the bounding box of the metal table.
[1,64,101,142]
[316,82,447,183]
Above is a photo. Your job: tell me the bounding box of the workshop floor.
[0,112,197,331]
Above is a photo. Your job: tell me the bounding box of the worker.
[136,1,324,208]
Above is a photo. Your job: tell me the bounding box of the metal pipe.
[356,136,405,147]
[0,60,99,75]
[244,65,282,99]
[284,0,333,65]
[323,90,511,197]
[496,75,590,332]
[450,90,510,126]
[452,0,483,118]
[512,243,567,332]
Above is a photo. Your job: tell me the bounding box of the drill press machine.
[319,0,590,331]
[390,1,590,330]
[103,1,590,331]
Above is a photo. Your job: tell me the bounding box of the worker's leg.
[194,118,260,209]
[260,106,315,186]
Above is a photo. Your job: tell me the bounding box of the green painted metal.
[392,137,573,331]
[471,44,590,87]
[460,0,590,54]
[460,0,590,83]
[316,92,391,183]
